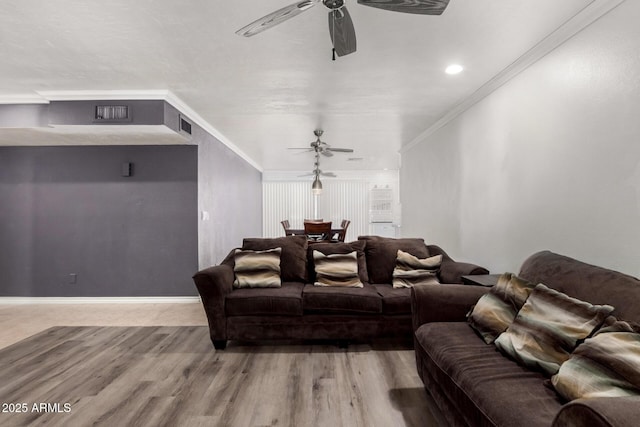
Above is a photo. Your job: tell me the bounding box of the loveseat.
[193,235,488,349]
[412,250,640,427]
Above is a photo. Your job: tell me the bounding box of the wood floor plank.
[0,327,444,427]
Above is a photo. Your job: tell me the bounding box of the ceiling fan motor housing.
[323,0,345,10]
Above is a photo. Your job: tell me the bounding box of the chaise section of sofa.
[411,251,640,427]
[194,235,489,349]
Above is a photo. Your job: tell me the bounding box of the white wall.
[401,1,640,277]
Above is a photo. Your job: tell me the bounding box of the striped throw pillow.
[467,273,536,344]
[551,320,640,401]
[392,250,442,288]
[313,250,363,288]
[494,283,614,376]
[233,247,282,288]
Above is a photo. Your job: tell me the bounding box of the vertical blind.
[263,180,370,241]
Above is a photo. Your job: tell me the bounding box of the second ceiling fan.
[236,0,451,59]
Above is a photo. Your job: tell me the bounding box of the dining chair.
[303,218,323,223]
[304,221,332,242]
[281,220,294,236]
[332,219,350,242]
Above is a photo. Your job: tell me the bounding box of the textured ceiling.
[0,0,599,171]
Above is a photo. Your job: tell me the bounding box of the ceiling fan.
[289,129,354,157]
[235,0,451,59]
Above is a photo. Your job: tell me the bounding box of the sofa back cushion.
[242,235,308,282]
[358,236,430,284]
[518,251,640,323]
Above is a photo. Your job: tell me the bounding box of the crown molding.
[0,296,200,305]
[401,0,627,154]
[0,89,263,172]
[0,94,50,104]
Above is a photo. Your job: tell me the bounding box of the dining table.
[286,228,344,241]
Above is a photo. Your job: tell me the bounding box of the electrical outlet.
[69,273,77,284]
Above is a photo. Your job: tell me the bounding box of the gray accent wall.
[0,100,263,297]
[0,145,198,296]
[194,122,263,268]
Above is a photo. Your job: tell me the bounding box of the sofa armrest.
[192,264,235,342]
[426,244,489,283]
[439,260,489,284]
[411,284,490,331]
[553,396,640,427]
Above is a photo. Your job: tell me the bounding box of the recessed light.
[445,64,464,75]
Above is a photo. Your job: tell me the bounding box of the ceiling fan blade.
[236,0,319,37]
[357,0,449,15]
[321,172,337,177]
[321,150,334,157]
[326,147,354,153]
[328,7,356,57]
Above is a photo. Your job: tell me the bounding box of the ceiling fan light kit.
[236,0,450,59]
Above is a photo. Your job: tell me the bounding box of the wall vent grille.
[95,105,130,121]
[179,115,192,135]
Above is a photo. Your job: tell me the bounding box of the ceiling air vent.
[179,115,192,135]
[94,105,130,122]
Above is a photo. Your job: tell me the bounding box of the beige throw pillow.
[313,250,363,288]
[467,273,536,344]
[392,250,442,288]
[551,320,640,400]
[233,247,282,288]
[494,283,614,376]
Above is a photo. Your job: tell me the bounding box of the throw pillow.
[242,235,308,282]
[392,249,442,288]
[467,273,536,344]
[233,248,282,288]
[358,236,430,284]
[307,240,369,284]
[494,283,614,377]
[551,320,640,401]
[313,250,363,288]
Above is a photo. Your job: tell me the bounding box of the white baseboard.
[0,296,201,305]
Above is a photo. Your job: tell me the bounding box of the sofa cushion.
[302,284,382,314]
[414,322,562,427]
[494,283,614,376]
[358,236,429,284]
[392,250,441,288]
[467,272,536,344]
[551,320,640,401]
[307,240,369,284]
[226,282,304,316]
[373,284,411,315]
[242,235,308,283]
[233,248,282,288]
[313,250,363,288]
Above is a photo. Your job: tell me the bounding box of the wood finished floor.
[0,304,444,427]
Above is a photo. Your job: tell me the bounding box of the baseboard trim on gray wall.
[0,297,201,305]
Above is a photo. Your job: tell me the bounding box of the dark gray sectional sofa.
[193,235,488,349]
[412,251,640,427]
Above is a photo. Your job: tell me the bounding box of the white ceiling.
[0,0,607,171]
